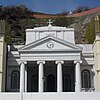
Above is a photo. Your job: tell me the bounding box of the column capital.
[74,60,82,64]
[55,61,64,64]
[37,61,45,64]
[20,61,27,65]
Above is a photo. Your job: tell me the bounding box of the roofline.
[26,27,74,32]
[18,35,82,51]
[67,7,100,17]
[19,49,82,53]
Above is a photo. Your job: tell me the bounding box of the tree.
[53,16,74,27]
[73,6,90,14]
[0,5,35,44]
[85,20,95,43]
[0,5,33,20]
[57,10,69,16]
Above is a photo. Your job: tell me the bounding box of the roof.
[67,7,100,17]
[19,35,82,52]
[32,14,57,19]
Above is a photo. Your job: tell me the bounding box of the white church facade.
[7,20,94,93]
[1,19,100,100]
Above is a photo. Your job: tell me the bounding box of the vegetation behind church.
[0,5,99,44]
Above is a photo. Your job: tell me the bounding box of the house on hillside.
[67,7,100,17]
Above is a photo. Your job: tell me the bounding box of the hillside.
[0,6,100,44]
[67,7,100,17]
[67,7,100,44]
[32,13,57,19]
[31,7,100,44]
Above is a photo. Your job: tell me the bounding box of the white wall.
[0,93,100,100]
[0,93,20,100]
[26,27,75,45]
[23,93,100,100]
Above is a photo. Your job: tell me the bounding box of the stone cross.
[47,19,53,26]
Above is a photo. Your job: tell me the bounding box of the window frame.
[11,70,20,90]
[81,69,91,89]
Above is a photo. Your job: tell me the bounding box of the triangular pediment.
[19,36,82,52]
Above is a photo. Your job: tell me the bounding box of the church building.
[7,20,94,93]
[1,17,100,100]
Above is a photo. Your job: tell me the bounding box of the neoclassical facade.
[7,21,94,93]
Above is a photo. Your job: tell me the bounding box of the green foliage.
[85,20,95,43]
[0,5,33,20]
[29,18,48,27]
[1,5,93,44]
[19,19,36,41]
[53,16,74,27]
[0,5,35,44]
[4,34,12,44]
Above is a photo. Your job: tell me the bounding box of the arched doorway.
[47,74,56,92]
[63,74,71,92]
[31,74,38,92]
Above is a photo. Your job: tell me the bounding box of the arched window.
[31,74,38,92]
[63,74,71,92]
[81,69,91,88]
[11,70,20,89]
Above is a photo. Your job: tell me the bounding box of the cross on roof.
[47,19,53,26]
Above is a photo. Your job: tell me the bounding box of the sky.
[0,0,100,14]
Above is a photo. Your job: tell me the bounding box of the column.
[56,61,64,92]
[37,61,45,92]
[25,66,27,92]
[74,60,82,92]
[20,62,27,93]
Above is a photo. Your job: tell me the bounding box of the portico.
[5,19,95,100]
[18,22,83,92]
[8,20,84,93]
[20,60,82,93]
